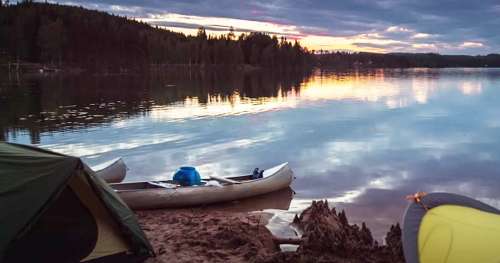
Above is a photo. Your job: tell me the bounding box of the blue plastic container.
[173,166,201,186]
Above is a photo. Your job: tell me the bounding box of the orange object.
[406,192,428,210]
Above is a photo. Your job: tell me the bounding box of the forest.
[317,51,500,68]
[0,2,315,72]
[1,1,500,72]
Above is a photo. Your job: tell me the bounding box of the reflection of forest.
[0,68,313,143]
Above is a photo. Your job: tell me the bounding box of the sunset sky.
[60,0,500,55]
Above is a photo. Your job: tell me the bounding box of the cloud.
[58,0,500,54]
[411,33,432,39]
[386,26,411,33]
[109,4,141,13]
[412,43,437,49]
[460,41,484,48]
[142,14,305,37]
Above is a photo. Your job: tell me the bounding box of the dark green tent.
[0,142,154,262]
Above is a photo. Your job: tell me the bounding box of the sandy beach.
[137,209,278,263]
[137,200,404,263]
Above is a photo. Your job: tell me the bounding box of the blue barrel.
[173,166,201,186]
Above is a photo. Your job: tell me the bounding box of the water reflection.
[5,68,497,144]
[2,68,500,240]
[149,94,297,121]
[194,187,293,213]
[0,68,310,143]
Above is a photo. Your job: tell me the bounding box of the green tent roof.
[0,142,153,261]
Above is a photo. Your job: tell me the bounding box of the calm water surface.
[2,68,500,239]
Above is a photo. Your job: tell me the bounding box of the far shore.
[0,62,304,76]
[2,61,499,78]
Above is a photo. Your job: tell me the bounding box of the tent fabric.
[69,173,129,261]
[0,142,154,262]
[0,142,80,258]
[4,185,98,262]
[418,205,500,263]
[402,192,500,263]
[83,166,154,257]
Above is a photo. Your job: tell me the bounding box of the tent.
[402,192,500,263]
[0,142,154,263]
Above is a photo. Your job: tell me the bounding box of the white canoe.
[110,163,294,210]
[91,158,127,183]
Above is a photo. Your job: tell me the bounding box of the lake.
[2,67,500,239]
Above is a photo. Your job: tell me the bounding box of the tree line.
[2,2,500,72]
[317,51,500,68]
[0,2,315,72]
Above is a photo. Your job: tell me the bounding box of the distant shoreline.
[0,62,305,75]
[2,62,500,77]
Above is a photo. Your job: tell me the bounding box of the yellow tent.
[402,193,500,263]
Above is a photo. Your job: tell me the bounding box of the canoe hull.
[93,158,127,183]
[114,163,293,210]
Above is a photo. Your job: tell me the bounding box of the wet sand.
[137,199,404,263]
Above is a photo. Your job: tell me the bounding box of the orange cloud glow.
[136,13,404,53]
[135,12,487,54]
